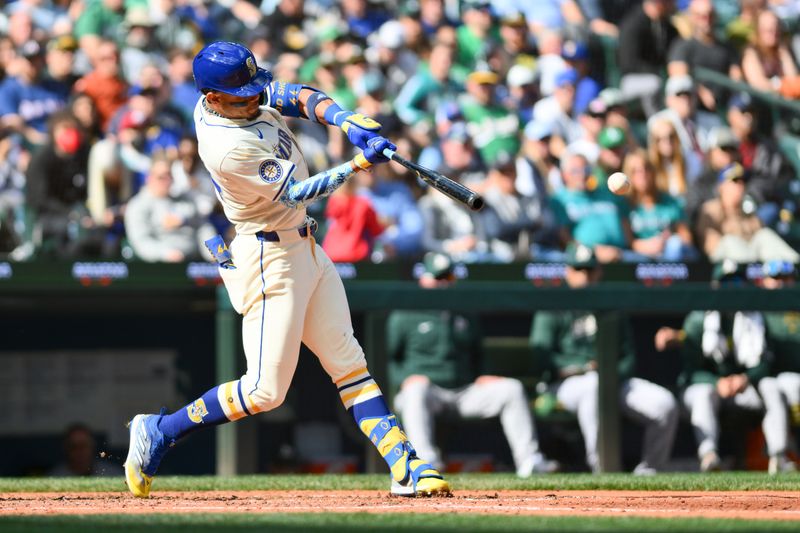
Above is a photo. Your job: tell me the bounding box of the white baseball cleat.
[768,454,797,475]
[124,412,174,498]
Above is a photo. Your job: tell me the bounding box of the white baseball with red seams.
[607,172,631,195]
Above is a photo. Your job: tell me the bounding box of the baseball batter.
[124,42,450,498]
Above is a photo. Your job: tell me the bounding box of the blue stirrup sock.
[158,380,252,441]
[336,368,438,482]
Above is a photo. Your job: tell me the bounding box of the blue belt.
[255,220,317,242]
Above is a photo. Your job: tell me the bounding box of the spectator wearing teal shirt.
[551,152,635,263]
[394,42,463,127]
[624,150,699,262]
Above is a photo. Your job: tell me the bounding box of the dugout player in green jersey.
[388,252,558,476]
[656,261,792,474]
[530,244,678,474]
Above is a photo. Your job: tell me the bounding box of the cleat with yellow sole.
[124,411,173,498]
[389,450,451,497]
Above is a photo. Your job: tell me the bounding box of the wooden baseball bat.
[382,148,485,212]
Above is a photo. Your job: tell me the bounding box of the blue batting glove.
[353,136,396,170]
[341,113,382,150]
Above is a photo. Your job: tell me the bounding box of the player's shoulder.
[197,110,277,153]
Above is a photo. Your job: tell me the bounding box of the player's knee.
[583,371,599,393]
[696,382,716,400]
[653,390,679,423]
[402,377,433,400]
[758,376,779,396]
[685,383,716,412]
[499,377,526,400]
[322,330,364,364]
[758,378,785,408]
[248,385,289,413]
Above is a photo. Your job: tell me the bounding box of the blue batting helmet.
[192,41,272,97]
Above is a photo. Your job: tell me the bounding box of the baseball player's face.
[207,91,262,120]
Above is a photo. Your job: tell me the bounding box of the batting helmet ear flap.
[193,41,273,97]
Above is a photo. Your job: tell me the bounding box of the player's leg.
[776,372,800,424]
[393,378,452,471]
[555,372,600,471]
[619,377,679,474]
[752,379,794,474]
[125,236,315,497]
[301,246,449,496]
[456,377,558,476]
[681,382,721,471]
[163,237,314,426]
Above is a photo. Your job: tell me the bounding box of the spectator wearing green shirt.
[455,0,500,74]
[529,244,679,474]
[655,261,791,473]
[74,0,143,59]
[460,69,521,165]
[593,126,628,188]
[388,253,559,477]
[623,149,698,262]
[551,152,634,263]
[394,41,462,129]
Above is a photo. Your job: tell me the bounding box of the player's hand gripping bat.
[382,148,484,212]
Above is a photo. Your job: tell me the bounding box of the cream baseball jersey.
[194,98,308,234]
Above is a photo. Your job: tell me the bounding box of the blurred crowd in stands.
[1,0,800,264]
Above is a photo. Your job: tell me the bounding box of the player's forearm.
[285,85,375,132]
[268,83,343,123]
[299,87,335,123]
[279,160,361,209]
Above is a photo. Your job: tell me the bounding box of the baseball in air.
[607,172,631,195]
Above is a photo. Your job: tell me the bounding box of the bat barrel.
[382,148,485,212]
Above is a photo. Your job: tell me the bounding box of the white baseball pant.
[554,371,679,472]
[394,377,543,475]
[220,230,367,414]
[682,378,788,458]
[776,372,800,407]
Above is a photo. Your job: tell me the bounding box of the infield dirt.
[2,490,799,521]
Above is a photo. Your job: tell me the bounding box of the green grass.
[2,472,800,493]
[0,513,797,533]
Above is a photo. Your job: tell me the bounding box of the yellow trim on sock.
[243,390,260,414]
[222,381,235,418]
[336,367,369,386]
[340,383,380,405]
[222,381,247,421]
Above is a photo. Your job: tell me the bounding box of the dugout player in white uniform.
[124,42,450,498]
